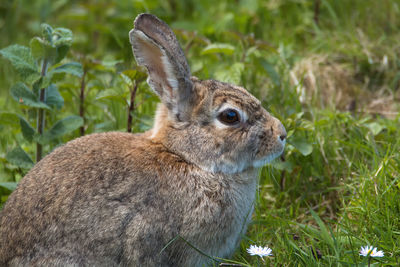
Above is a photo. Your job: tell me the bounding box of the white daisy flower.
[247,245,273,257]
[359,246,384,257]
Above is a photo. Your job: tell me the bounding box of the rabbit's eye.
[218,109,241,125]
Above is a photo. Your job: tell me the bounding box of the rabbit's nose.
[274,119,287,144]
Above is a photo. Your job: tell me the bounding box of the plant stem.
[368,257,371,267]
[36,59,48,162]
[127,82,138,133]
[280,154,286,191]
[79,69,87,136]
[314,0,321,25]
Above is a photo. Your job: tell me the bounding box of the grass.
[1,0,400,266]
[238,113,400,266]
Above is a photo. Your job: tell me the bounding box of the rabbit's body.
[1,131,257,266]
[0,14,286,266]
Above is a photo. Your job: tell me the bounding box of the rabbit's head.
[130,14,286,174]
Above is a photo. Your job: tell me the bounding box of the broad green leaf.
[245,46,261,58]
[94,121,114,132]
[39,116,83,143]
[35,24,72,63]
[53,27,73,47]
[260,59,281,86]
[50,62,83,78]
[32,76,52,95]
[96,89,120,100]
[55,45,70,64]
[96,89,127,104]
[88,60,119,72]
[101,59,123,67]
[122,69,147,83]
[120,73,133,87]
[19,116,36,142]
[0,112,20,127]
[5,147,34,169]
[30,37,57,61]
[45,84,64,109]
[10,82,50,109]
[201,43,235,55]
[30,37,46,60]
[290,136,313,156]
[272,160,293,172]
[0,182,18,192]
[365,122,385,136]
[41,23,54,43]
[0,44,39,81]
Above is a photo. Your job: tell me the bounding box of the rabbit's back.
[0,132,257,266]
[0,132,165,265]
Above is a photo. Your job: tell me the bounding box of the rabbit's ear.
[129,14,194,121]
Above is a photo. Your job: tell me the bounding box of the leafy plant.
[0,24,83,188]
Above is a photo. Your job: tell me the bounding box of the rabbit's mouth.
[252,143,285,168]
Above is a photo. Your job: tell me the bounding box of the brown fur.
[0,14,286,266]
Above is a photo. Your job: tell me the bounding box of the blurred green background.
[1,0,399,265]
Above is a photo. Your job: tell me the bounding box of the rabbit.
[0,13,286,266]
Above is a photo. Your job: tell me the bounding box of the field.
[0,0,399,266]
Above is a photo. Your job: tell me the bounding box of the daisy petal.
[359,245,384,258]
[247,245,273,257]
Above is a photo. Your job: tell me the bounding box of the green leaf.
[41,23,54,43]
[45,84,64,109]
[94,121,114,132]
[215,62,244,85]
[259,59,281,86]
[50,62,83,78]
[34,24,72,63]
[272,160,293,172]
[32,76,52,94]
[0,182,18,192]
[30,37,57,61]
[201,43,235,55]
[6,147,34,169]
[10,82,50,109]
[55,45,70,64]
[39,116,83,143]
[96,89,127,104]
[0,112,20,127]
[138,115,154,132]
[52,27,73,47]
[290,136,313,156]
[365,122,385,136]
[19,116,36,142]
[122,69,147,83]
[30,37,46,60]
[101,59,123,67]
[120,73,133,87]
[0,44,39,81]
